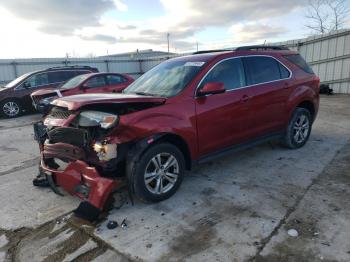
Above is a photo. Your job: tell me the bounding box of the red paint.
[38,49,320,210]
[41,159,122,210]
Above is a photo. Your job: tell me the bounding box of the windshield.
[5,72,32,88]
[60,74,90,89]
[123,60,205,97]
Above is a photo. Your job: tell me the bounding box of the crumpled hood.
[51,93,166,110]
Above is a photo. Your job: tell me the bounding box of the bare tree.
[327,0,350,30]
[305,0,329,33]
[305,0,350,34]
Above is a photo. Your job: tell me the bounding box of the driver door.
[195,58,251,156]
[20,72,53,109]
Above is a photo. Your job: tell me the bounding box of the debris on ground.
[107,220,119,230]
[319,84,334,95]
[287,229,299,237]
[121,218,128,229]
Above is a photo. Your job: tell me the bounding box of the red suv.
[31,72,134,114]
[33,46,320,221]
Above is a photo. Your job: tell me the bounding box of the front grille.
[48,127,88,147]
[47,107,73,119]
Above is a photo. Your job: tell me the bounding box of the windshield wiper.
[134,91,158,97]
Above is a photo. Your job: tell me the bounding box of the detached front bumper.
[41,157,123,210]
[34,122,124,219]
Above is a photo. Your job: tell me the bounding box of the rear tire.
[129,143,185,202]
[0,99,22,118]
[282,107,312,149]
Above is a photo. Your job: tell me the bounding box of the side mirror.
[23,81,31,89]
[197,82,225,96]
[81,83,89,89]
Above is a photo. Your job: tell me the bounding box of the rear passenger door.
[242,56,291,139]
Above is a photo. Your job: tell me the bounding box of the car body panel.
[34,49,320,215]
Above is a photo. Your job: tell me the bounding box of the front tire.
[283,107,312,149]
[129,143,185,202]
[0,99,22,118]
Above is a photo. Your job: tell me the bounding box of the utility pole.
[196,41,199,52]
[167,33,170,54]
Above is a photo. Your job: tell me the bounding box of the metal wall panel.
[274,29,350,93]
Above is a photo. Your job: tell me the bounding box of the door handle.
[284,82,289,89]
[240,95,250,102]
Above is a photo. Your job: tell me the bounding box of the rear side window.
[48,71,76,84]
[278,63,290,79]
[85,76,106,88]
[244,56,283,85]
[106,74,126,85]
[200,58,246,91]
[284,54,314,74]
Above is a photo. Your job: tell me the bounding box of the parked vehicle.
[0,66,98,118]
[33,46,320,221]
[31,73,134,114]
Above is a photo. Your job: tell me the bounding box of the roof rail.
[193,49,231,55]
[46,65,95,70]
[235,45,289,51]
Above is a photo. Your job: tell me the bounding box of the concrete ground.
[0,95,349,262]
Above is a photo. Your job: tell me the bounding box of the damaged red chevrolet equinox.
[33,46,320,221]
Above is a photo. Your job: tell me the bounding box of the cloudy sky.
[0,0,348,58]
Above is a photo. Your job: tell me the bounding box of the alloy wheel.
[3,101,20,117]
[144,153,179,195]
[293,114,310,144]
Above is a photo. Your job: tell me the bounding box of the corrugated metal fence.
[1,29,350,93]
[0,55,175,85]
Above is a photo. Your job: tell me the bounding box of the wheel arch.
[126,132,192,171]
[296,100,315,122]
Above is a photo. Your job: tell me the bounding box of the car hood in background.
[31,88,65,97]
[51,93,166,110]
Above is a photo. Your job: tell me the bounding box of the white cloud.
[113,0,128,12]
[229,22,286,44]
[0,0,312,57]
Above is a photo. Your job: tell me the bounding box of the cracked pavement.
[0,95,349,262]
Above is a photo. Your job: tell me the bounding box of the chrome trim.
[195,55,293,97]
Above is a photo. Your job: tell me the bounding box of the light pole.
[167,33,170,54]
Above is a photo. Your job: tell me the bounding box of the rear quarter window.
[48,71,76,83]
[106,74,127,85]
[284,54,314,74]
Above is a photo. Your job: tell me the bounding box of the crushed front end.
[33,106,127,222]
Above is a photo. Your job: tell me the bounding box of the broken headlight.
[78,111,119,129]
